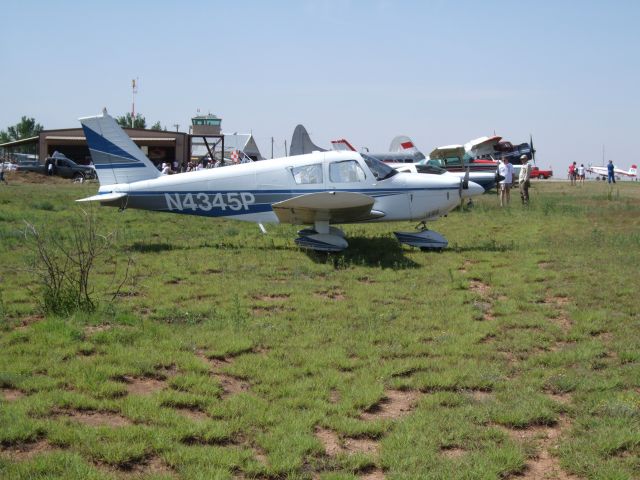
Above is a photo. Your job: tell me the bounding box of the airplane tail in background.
[289,125,327,156]
[629,165,637,176]
[389,136,425,160]
[79,109,160,185]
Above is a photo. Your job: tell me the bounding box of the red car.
[531,166,553,179]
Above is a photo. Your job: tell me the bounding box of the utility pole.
[284,140,288,157]
[173,124,180,132]
[271,137,274,159]
[131,78,138,128]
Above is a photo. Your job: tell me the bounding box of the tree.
[150,121,163,131]
[1,116,43,142]
[116,113,147,129]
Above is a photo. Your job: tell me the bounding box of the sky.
[1,0,639,173]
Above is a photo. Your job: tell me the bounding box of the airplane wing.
[76,192,128,203]
[429,145,465,159]
[464,135,502,152]
[331,139,357,151]
[272,191,376,224]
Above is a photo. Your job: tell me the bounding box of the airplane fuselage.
[97,151,465,224]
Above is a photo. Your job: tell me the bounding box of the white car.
[1,162,17,171]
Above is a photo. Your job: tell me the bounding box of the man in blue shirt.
[607,160,616,184]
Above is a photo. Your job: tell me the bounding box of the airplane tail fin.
[629,164,637,176]
[389,135,425,160]
[289,125,327,156]
[389,135,418,153]
[331,139,357,151]
[79,109,160,185]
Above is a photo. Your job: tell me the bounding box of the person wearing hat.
[518,154,533,205]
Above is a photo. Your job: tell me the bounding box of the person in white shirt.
[577,163,585,185]
[518,154,532,205]
[161,163,171,175]
[498,157,514,207]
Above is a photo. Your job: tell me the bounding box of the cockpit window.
[329,160,366,183]
[291,163,323,184]
[361,153,398,180]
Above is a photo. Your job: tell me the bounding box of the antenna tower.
[131,78,138,127]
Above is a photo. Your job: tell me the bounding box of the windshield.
[361,153,398,181]
[415,164,447,175]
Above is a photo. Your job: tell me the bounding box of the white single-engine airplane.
[78,110,483,252]
[586,164,637,180]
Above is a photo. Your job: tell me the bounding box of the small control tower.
[191,114,222,135]
[190,113,223,166]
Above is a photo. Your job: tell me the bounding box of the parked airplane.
[586,164,637,180]
[332,133,497,191]
[78,110,484,252]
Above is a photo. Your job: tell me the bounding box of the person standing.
[607,160,616,184]
[498,157,514,207]
[518,154,532,205]
[577,163,586,185]
[568,162,577,185]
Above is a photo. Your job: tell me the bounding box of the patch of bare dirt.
[213,373,250,398]
[360,390,421,421]
[501,417,579,479]
[122,376,167,395]
[315,427,342,456]
[547,393,572,405]
[14,314,44,330]
[314,289,346,301]
[5,171,70,185]
[357,276,377,284]
[204,268,223,274]
[252,446,269,466]
[329,389,340,404]
[469,280,491,296]
[359,467,385,479]
[537,261,553,269]
[2,388,24,401]
[469,390,492,402]
[57,410,132,427]
[104,455,176,478]
[0,440,57,460]
[195,350,251,398]
[440,446,467,458]
[549,314,572,333]
[546,295,570,306]
[84,324,112,335]
[253,293,290,301]
[251,305,286,315]
[345,437,379,455]
[315,428,379,457]
[176,408,209,422]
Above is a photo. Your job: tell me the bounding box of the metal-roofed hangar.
[40,127,189,167]
[1,128,190,168]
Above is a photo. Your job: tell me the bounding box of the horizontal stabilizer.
[76,192,128,203]
[272,191,374,224]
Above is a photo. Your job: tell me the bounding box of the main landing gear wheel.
[394,221,448,251]
[295,222,348,252]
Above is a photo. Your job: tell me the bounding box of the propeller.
[459,167,471,208]
[530,134,536,164]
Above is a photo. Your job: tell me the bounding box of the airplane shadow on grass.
[305,236,420,269]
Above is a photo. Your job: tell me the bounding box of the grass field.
[0,176,639,479]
